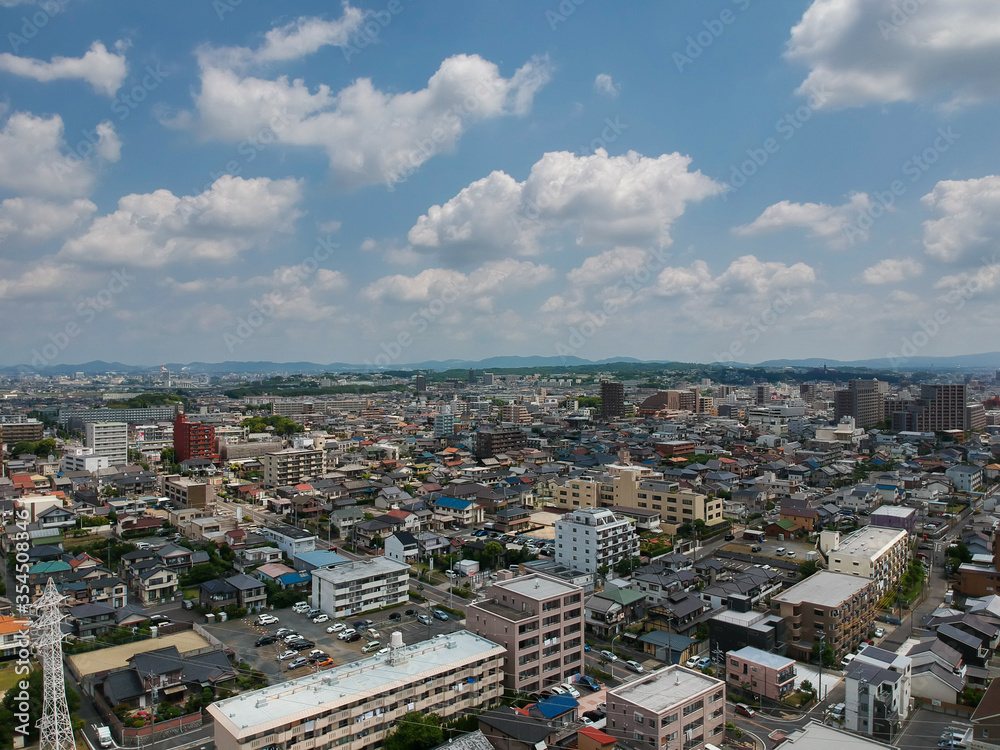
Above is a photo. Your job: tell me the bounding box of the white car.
[312,614,329,624]
[600,650,618,662]
[337,628,357,640]
[257,614,279,626]
[874,627,886,638]
[685,656,700,668]
[560,683,581,698]
[292,603,310,613]
[327,622,346,633]
[276,650,297,661]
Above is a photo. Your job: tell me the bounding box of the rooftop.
[772,571,872,606]
[608,665,723,713]
[208,630,504,738]
[264,523,316,540]
[729,645,795,670]
[869,506,916,518]
[833,526,908,558]
[492,573,583,601]
[311,556,410,584]
[780,720,898,750]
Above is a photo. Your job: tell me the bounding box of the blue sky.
[2,0,999,368]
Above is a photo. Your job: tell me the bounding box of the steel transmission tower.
[31,578,77,750]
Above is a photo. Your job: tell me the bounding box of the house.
[0,615,28,657]
[970,678,1000,749]
[36,504,76,529]
[68,602,119,638]
[98,646,237,709]
[726,646,797,701]
[635,630,697,664]
[200,578,238,610]
[385,531,420,565]
[226,573,267,611]
[131,564,179,605]
[237,546,283,572]
[431,496,484,527]
[156,544,194,574]
[478,706,559,750]
[493,505,531,534]
[255,562,311,589]
[585,584,646,639]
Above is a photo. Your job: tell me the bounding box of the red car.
[735,703,755,717]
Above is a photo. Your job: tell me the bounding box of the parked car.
[337,628,357,640]
[361,641,382,654]
[257,614,279,626]
[366,628,381,639]
[841,653,856,669]
[433,609,450,621]
[724,534,736,541]
[290,640,315,651]
[277,650,297,661]
[276,628,294,637]
[287,657,309,670]
[405,609,418,616]
[874,627,886,638]
[751,545,763,553]
[314,656,334,668]
[560,683,581,698]
[600,650,618,662]
[255,634,279,647]
[583,710,605,722]
[388,612,401,620]
[345,632,361,643]
[696,657,712,669]
[685,656,700,668]
[579,676,602,692]
[785,550,797,557]
[625,660,644,673]
[306,609,323,619]
[735,703,755,717]
[542,686,567,697]
[327,622,346,633]
[312,614,329,624]
[307,649,325,660]
[283,633,303,643]
[292,602,310,613]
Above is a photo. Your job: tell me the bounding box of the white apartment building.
[260,448,325,487]
[311,557,410,618]
[555,507,639,577]
[260,524,317,559]
[208,631,505,750]
[61,448,110,473]
[433,407,455,438]
[84,421,128,465]
[821,527,909,595]
[844,645,912,744]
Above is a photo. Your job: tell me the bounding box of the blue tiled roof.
[533,694,578,718]
[434,496,475,510]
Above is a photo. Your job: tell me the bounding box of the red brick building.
[173,413,220,464]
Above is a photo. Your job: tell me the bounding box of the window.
[634,713,644,724]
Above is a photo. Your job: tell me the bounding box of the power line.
[33,577,78,750]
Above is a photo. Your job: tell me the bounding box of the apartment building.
[311,557,410,618]
[605,665,726,750]
[500,404,531,424]
[946,465,984,493]
[834,379,886,429]
[821,527,909,595]
[61,449,110,473]
[475,424,527,458]
[260,523,317,559]
[845,646,912,744]
[208,631,505,750]
[58,405,178,428]
[261,448,325,488]
[601,381,625,419]
[84,421,128,465]
[771,571,876,662]
[891,383,969,432]
[555,507,639,577]
[551,470,723,532]
[163,475,216,509]
[467,573,586,695]
[433,407,455,438]
[173,413,220,464]
[726,646,796,701]
[0,415,44,444]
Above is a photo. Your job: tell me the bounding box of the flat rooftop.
[265,523,315,540]
[69,630,211,676]
[471,599,533,622]
[493,573,582,600]
[208,630,503,737]
[772,571,872,606]
[729,646,795,670]
[311,556,409,583]
[869,506,915,518]
[833,526,907,558]
[609,665,722,713]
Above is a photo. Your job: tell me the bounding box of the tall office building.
[601,380,625,419]
[173,413,220,464]
[468,368,476,384]
[483,372,495,386]
[84,422,128,465]
[833,379,885,428]
[414,374,427,392]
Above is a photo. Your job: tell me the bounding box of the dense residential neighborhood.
[1,366,1000,750]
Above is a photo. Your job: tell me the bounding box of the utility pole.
[818,632,825,702]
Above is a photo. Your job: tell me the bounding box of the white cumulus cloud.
[361,259,553,304]
[786,0,1000,109]
[0,197,97,244]
[0,112,119,198]
[861,258,924,284]
[408,149,722,264]
[734,193,872,249]
[0,41,127,97]
[60,175,303,268]
[593,73,620,98]
[921,176,1000,263]
[655,255,816,297]
[174,40,552,188]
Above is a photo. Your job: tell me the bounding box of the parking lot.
[206,603,465,680]
[726,536,817,562]
[895,706,970,750]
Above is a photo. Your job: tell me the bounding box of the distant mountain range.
[3,351,999,376]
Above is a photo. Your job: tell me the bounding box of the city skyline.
[2,1,1000,366]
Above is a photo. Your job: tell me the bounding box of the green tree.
[0,670,82,747]
[483,541,504,570]
[160,446,176,464]
[798,561,819,579]
[384,711,443,750]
